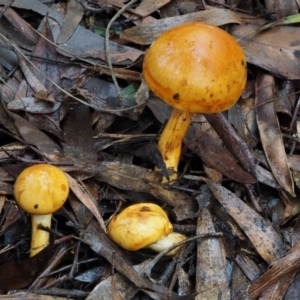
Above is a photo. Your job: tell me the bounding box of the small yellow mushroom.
[14,164,69,257]
[108,203,186,256]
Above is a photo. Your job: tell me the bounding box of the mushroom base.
[148,232,186,256]
[30,214,52,257]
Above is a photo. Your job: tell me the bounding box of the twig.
[76,0,104,13]
[105,0,138,96]
[142,233,223,278]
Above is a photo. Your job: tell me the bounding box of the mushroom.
[143,22,247,180]
[14,164,69,257]
[107,203,186,256]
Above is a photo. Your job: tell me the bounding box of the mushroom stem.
[158,109,193,181]
[30,214,52,257]
[147,232,186,256]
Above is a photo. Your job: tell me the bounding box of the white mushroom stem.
[158,109,193,182]
[30,214,52,257]
[147,232,186,256]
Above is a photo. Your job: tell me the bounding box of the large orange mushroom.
[143,22,247,180]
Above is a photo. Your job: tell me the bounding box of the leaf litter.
[0,0,299,299]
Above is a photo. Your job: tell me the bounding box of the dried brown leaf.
[186,131,256,184]
[255,72,295,196]
[62,104,97,163]
[4,106,64,161]
[257,273,295,300]
[95,162,197,221]
[195,208,230,299]
[120,8,242,45]
[204,179,286,264]
[228,97,258,148]
[0,6,38,43]
[276,79,295,115]
[265,0,298,18]
[231,24,300,80]
[248,242,300,299]
[205,113,256,178]
[0,242,54,292]
[30,17,61,94]
[57,0,84,44]
[235,253,262,282]
[280,190,300,224]
[178,268,191,296]
[78,78,143,120]
[287,154,300,172]
[284,273,300,299]
[66,173,107,233]
[134,0,171,17]
[7,97,61,113]
[17,53,48,96]
[57,25,143,65]
[86,263,148,300]
[255,165,281,189]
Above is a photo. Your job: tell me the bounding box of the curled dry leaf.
[66,173,107,233]
[120,8,242,45]
[196,208,230,299]
[255,72,295,196]
[57,0,84,44]
[204,178,286,264]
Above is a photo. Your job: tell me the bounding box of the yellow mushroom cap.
[14,164,69,215]
[107,203,173,251]
[143,22,247,114]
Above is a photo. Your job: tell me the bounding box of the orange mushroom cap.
[14,164,69,215]
[143,22,247,113]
